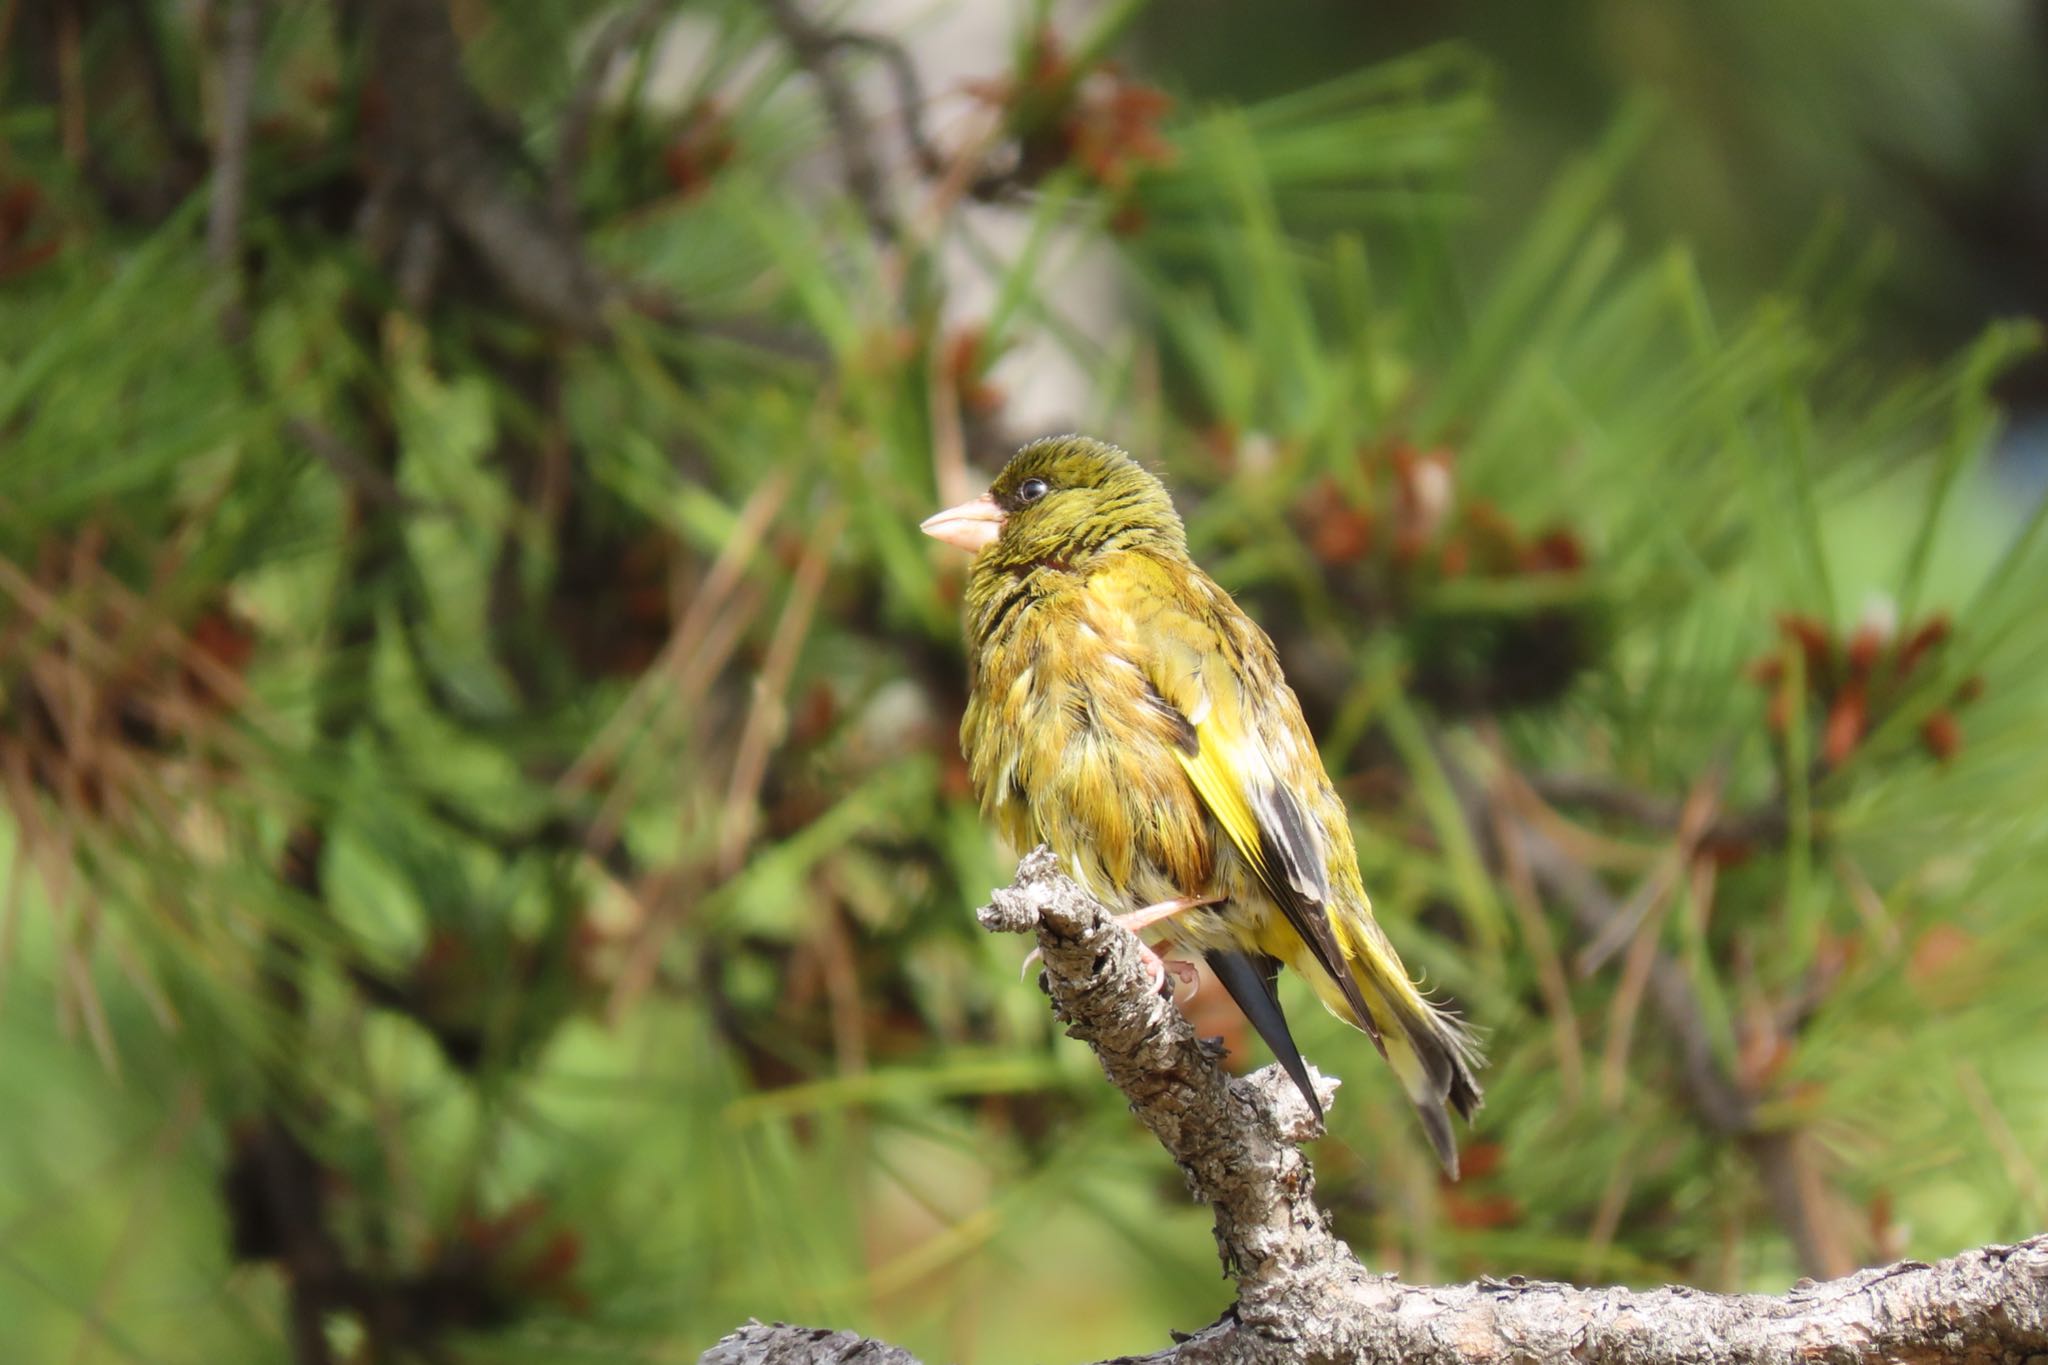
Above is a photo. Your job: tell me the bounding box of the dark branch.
[206,0,260,279]
[826,31,946,178]
[1529,772,1793,854]
[551,0,670,227]
[356,0,611,336]
[759,0,898,238]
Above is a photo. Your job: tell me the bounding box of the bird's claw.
[1137,941,1201,1000]
[1021,939,1198,1000]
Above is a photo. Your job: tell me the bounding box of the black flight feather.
[1247,780,1385,1051]
[1205,948,1321,1121]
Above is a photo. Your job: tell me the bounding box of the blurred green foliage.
[1,2,2045,1361]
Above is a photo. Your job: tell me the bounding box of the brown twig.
[551,0,670,227]
[113,0,207,164]
[1529,771,1792,856]
[1485,776,1585,1105]
[206,0,261,279]
[759,0,898,238]
[287,418,447,514]
[827,30,947,177]
[354,0,611,336]
[1745,1129,1853,1280]
[55,0,86,164]
[717,505,846,873]
[1495,784,1755,1136]
[1472,751,1872,1277]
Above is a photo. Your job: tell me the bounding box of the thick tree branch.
[760,0,899,238]
[976,848,1345,1289]
[703,851,2048,1365]
[356,0,610,336]
[709,1235,2048,1365]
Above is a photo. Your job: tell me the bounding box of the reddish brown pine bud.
[944,327,1005,415]
[1821,685,1867,767]
[1458,1141,1506,1180]
[1845,621,1887,675]
[1025,26,1071,90]
[185,609,256,699]
[1920,710,1961,763]
[1438,536,1470,578]
[517,1227,585,1295]
[1908,923,1973,986]
[1107,201,1150,236]
[1897,614,1953,675]
[1523,528,1587,574]
[661,102,736,198]
[1442,1189,1523,1228]
[1766,684,1794,734]
[1198,423,1240,471]
[1776,614,1834,679]
[1307,497,1374,567]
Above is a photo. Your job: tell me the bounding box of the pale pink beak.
[920,493,1005,552]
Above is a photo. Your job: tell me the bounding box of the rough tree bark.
[702,849,2048,1365]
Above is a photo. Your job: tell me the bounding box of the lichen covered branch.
[704,851,2048,1365]
[976,847,1344,1288]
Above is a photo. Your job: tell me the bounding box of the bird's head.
[920,436,1185,570]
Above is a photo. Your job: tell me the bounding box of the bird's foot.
[1020,937,1197,998]
[1120,895,1221,997]
[1021,894,1221,991]
[1134,943,1202,999]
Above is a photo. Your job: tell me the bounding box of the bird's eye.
[1018,477,1050,504]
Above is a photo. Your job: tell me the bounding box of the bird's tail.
[1299,916,1484,1178]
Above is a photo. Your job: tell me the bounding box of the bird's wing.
[1132,570,1385,1046]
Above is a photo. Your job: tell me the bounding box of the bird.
[921,435,1483,1176]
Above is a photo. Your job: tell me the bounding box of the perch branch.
[708,1236,2048,1365]
[708,855,2048,1365]
[976,847,1346,1290]
[704,851,2048,1364]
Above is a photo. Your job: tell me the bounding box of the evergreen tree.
[1,3,2041,1360]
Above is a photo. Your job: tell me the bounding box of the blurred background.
[3,1,2046,1360]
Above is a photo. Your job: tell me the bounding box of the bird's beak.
[919,494,1005,552]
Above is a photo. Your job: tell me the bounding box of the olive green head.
[920,436,1185,570]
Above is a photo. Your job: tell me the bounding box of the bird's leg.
[1022,894,1223,997]
[1118,894,1222,997]
[1113,893,1224,937]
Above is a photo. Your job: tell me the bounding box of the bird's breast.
[961,586,1216,910]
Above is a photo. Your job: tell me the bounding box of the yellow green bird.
[922,436,1483,1175]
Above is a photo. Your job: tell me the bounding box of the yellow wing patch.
[1172,702,1387,1048]
[1173,713,1270,884]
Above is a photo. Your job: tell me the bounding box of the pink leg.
[1024,893,1223,996]
[1113,893,1224,938]
[1130,941,1204,997]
